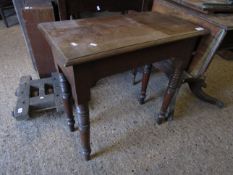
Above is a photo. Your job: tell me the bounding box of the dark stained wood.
[39,12,207,66]
[139,59,175,104]
[22,0,56,78]
[57,0,67,20]
[76,104,91,161]
[39,12,207,160]
[13,0,36,69]
[59,74,75,131]
[57,0,153,20]
[13,0,152,77]
[157,59,184,124]
[186,78,224,108]
[139,64,152,104]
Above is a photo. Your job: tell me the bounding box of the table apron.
[54,36,199,105]
[76,37,199,84]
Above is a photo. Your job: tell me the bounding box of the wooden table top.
[167,0,233,28]
[206,13,233,28]
[39,12,208,66]
[168,0,233,13]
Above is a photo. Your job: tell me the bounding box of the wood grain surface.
[169,0,233,13]
[39,12,207,66]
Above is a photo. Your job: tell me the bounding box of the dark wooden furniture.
[22,0,57,78]
[57,0,153,20]
[139,0,233,107]
[13,0,153,78]
[169,0,233,14]
[39,12,207,160]
[13,0,57,78]
[169,0,233,60]
[13,0,34,69]
[0,0,16,27]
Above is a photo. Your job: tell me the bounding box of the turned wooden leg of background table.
[157,60,184,125]
[139,64,152,104]
[59,74,75,132]
[131,68,138,85]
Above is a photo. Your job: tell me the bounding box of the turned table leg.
[59,74,75,132]
[131,68,138,85]
[157,63,183,125]
[139,64,152,104]
[166,89,178,121]
[76,104,91,161]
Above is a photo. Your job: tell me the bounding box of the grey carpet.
[0,21,233,175]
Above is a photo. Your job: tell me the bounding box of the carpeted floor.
[0,21,233,175]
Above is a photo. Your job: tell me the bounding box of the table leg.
[166,89,178,121]
[59,74,75,132]
[76,104,91,161]
[0,8,9,27]
[131,68,138,85]
[139,64,152,104]
[157,63,183,125]
[218,49,233,60]
[187,78,224,108]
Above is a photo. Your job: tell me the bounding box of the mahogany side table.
[39,12,207,160]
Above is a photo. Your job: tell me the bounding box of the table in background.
[151,0,233,107]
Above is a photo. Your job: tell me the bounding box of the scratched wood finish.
[39,12,207,160]
[39,12,207,66]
